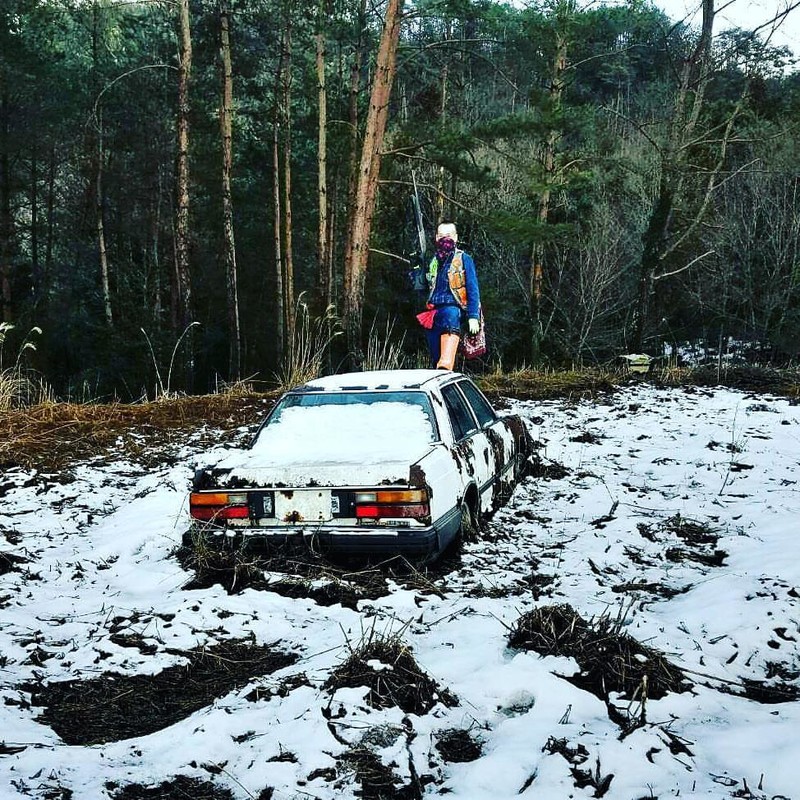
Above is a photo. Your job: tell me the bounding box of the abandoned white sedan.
[187,370,531,562]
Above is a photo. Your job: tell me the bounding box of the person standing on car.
[425,222,481,370]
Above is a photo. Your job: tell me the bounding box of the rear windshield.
[254,390,439,452]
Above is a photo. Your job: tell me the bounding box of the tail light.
[354,489,429,522]
[190,491,249,522]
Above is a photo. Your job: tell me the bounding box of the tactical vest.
[427,250,467,309]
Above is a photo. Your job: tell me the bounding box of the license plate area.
[274,489,332,524]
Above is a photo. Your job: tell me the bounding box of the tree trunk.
[272,111,284,366]
[435,18,451,222]
[44,144,55,304]
[529,14,568,362]
[343,0,405,368]
[633,0,715,350]
[282,20,295,353]
[96,111,113,327]
[316,0,329,309]
[219,2,241,379]
[0,87,13,323]
[175,0,193,345]
[272,51,284,366]
[30,137,41,308]
[343,0,367,316]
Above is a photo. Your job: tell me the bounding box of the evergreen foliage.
[0,0,798,396]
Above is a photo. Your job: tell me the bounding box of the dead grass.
[108,776,236,800]
[178,537,395,608]
[25,640,297,745]
[5,366,796,474]
[434,728,483,763]
[477,368,616,401]
[337,746,422,800]
[660,364,800,397]
[0,392,277,471]
[0,551,28,575]
[326,630,457,715]
[508,604,689,701]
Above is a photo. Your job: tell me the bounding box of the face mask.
[435,237,456,262]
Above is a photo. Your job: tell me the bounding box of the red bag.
[416,309,436,330]
[461,308,487,359]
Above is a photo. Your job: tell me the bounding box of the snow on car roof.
[296,369,457,392]
[218,400,435,475]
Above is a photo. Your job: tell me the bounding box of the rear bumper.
[183,508,460,562]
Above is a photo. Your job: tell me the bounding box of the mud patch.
[528,456,570,480]
[435,728,482,763]
[25,640,297,745]
[177,543,271,593]
[611,580,690,599]
[537,736,615,796]
[730,678,800,704]
[508,604,689,701]
[0,550,28,575]
[107,776,237,800]
[638,514,727,567]
[326,636,457,714]
[570,431,605,444]
[263,577,375,610]
[337,746,421,800]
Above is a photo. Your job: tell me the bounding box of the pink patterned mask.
[435,237,456,263]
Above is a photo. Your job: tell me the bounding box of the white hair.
[436,223,458,241]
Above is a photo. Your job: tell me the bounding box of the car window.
[458,380,497,428]
[441,384,478,441]
[263,390,439,442]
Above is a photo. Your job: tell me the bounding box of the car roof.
[294,369,463,393]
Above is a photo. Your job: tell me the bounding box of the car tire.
[459,498,479,542]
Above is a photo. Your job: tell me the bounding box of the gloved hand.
[468,317,480,336]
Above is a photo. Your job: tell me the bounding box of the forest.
[1,0,799,399]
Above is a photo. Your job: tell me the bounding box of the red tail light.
[190,492,249,522]
[354,489,429,521]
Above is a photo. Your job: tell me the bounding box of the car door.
[440,382,495,513]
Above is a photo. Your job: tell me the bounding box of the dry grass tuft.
[276,295,341,392]
[660,363,800,397]
[326,627,457,715]
[179,533,395,608]
[508,603,689,701]
[0,391,276,471]
[477,368,616,401]
[108,776,235,800]
[363,316,407,372]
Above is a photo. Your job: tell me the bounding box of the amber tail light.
[354,489,429,521]
[190,491,249,522]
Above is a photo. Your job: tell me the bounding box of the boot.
[436,333,460,370]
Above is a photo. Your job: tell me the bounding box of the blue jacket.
[427,249,481,319]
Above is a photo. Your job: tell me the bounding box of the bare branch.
[654,249,715,281]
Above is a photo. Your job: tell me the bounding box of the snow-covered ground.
[0,384,798,799]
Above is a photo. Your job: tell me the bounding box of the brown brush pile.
[25,639,297,745]
[508,604,689,701]
[108,776,236,800]
[0,392,276,472]
[178,543,394,608]
[326,636,457,715]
